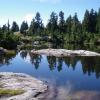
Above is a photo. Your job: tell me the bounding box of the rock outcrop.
[0,47,7,54]
[31,49,100,57]
[0,72,47,100]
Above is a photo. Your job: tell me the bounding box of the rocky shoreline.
[31,49,100,57]
[0,72,48,100]
[0,47,7,54]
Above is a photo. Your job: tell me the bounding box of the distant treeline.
[0,8,100,49]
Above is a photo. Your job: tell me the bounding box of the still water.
[0,50,100,99]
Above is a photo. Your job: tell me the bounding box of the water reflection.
[0,50,100,99]
[0,53,16,67]
[39,79,100,100]
[20,50,28,59]
[63,56,79,70]
[19,51,100,79]
[29,52,42,69]
[20,50,42,69]
[81,57,100,79]
[47,56,57,71]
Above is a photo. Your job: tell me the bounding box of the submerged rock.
[0,72,47,100]
[31,49,100,57]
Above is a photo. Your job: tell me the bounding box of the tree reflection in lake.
[29,53,42,69]
[57,58,63,72]
[81,56,100,79]
[20,51,42,69]
[36,55,100,79]
[0,52,16,67]
[20,50,28,59]
[19,51,100,79]
[47,56,79,71]
[47,56,57,71]
[63,56,80,70]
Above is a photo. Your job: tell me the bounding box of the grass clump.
[0,89,25,96]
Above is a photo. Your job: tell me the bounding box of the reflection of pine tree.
[20,51,28,59]
[71,58,77,70]
[81,57,100,78]
[63,57,71,67]
[64,56,79,70]
[47,56,56,71]
[29,53,42,70]
[0,53,16,67]
[70,57,79,70]
[57,58,63,72]
[93,57,100,79]
[81,57,95,76]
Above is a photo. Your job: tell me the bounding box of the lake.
[0,50,100,99]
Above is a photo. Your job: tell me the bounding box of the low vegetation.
[5,50,16,56]
[0,89,25,96]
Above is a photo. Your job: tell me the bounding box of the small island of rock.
[31,49,100,57]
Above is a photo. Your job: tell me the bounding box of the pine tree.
[96,8,100,33]
[29,18,36,35]
[82,10,90,32]
[71,13,81,33]
[46,12,59,42]
[89,9,97,33]
[7,20,10,34]
[11,21,19,32]
[2,24,8,33]
[29,12,44,35]
[47,12,58,33]
[20,21,28,34]
[35,12,42,25]
[59,11,65,33]
[35,12,44,35]
[66,15,72,33]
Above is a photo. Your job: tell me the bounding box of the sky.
[0,0,100,26]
